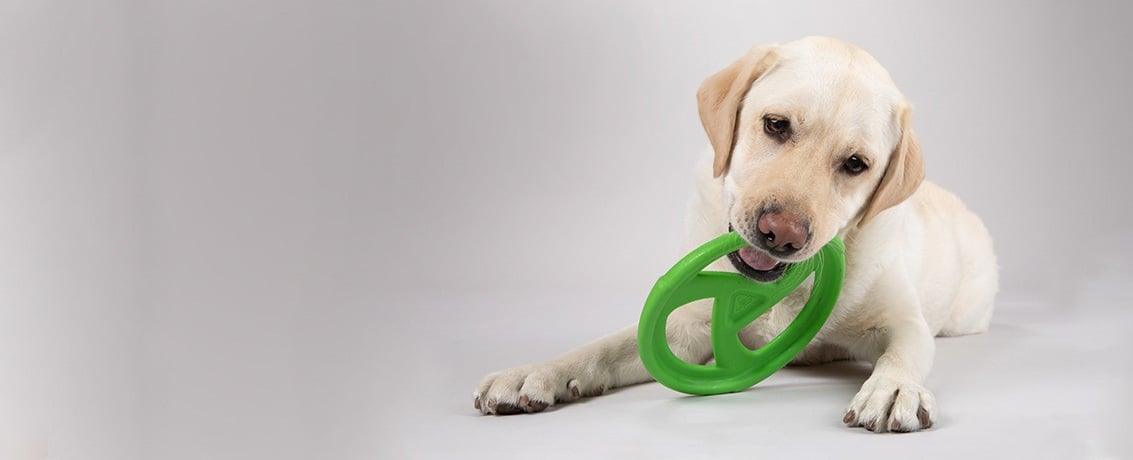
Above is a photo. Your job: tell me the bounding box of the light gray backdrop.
[1,1,1131,459]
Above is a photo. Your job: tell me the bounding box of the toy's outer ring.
[637,232,845,396]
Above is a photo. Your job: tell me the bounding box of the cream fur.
[473,36,998,433]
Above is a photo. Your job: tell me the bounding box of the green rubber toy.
[637,232,845,396]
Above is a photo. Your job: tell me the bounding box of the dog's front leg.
[842,284,938,433]
[474,301,713,415]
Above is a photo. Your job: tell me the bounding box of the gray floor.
[379,284,1133,459]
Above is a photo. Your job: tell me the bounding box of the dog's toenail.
[494,403,523,415]
[918,406,932,428]
[843,410,856,425]
[519,395,530,408]
[474,396,481,410]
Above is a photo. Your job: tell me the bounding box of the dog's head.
[699,37,924,282]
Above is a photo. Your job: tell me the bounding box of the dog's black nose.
[757,210,810,256]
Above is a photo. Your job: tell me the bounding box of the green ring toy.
[637,232,845,396]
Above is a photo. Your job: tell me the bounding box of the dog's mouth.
[725,223,791,282]
[727,246,790,283]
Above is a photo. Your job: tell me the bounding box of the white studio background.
[1,1,1131,459]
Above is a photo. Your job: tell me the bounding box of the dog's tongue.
[738,247,780,271]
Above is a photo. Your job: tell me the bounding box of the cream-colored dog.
[473,36,998,433]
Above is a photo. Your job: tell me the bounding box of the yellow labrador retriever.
[474,36,998,433]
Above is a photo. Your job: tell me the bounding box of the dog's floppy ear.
[859,106,925,226]
[697,45,779,178]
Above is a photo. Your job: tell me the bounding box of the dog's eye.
[763,116,790,141]
[842,155,868,175]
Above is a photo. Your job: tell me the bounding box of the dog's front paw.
[843,376,937,433]
[473,362,606,415]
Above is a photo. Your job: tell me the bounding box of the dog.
[473,36,998,433]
